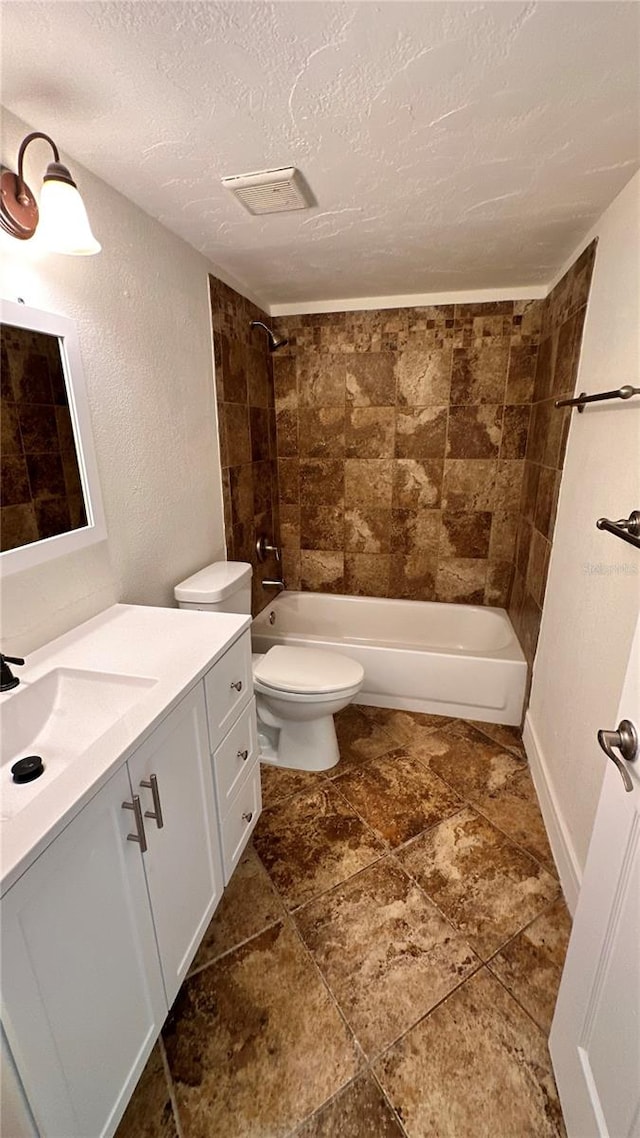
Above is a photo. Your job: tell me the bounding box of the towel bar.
[555,384,640,412]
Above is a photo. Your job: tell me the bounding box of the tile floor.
[116,706,571,1138]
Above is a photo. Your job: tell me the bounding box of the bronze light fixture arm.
[1,131,79,241]
[16,133,60,198]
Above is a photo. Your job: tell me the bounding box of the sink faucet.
[1,654,25,692]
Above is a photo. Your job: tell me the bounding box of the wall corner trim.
[523,711,582,915]
[268,285,548,317]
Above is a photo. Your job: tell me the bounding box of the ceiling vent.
[221,167,313,215]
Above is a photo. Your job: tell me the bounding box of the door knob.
[597,719,638,792]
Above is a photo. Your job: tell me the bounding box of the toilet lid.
[254,646,364,694]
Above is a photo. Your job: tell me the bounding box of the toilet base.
[257,714,340,771]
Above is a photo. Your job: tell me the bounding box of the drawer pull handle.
[230,680,243,692]
[122,796,147,853]
[140,773,164,829]
[237,748,249,761]
[242,811,253,824]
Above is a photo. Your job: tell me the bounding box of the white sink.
[1,668,157,820]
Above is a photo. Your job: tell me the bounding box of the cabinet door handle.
[230,680,243,692]
[237,748,249,762]
[242,810,253,824]
[122,795,148,852]
[140,774,164,829]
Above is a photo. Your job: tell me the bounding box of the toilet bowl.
[174,561,364,771]
[252,647,364,771]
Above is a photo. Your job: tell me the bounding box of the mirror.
[1,299,106,575]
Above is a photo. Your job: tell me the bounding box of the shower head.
[250,320,288,352]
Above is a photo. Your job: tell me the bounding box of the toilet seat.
[253,646,364,696]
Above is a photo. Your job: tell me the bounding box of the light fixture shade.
[38,177,101,256]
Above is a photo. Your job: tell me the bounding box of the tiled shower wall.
[271,302,544,606]
[509,241,597,666]
[210,252,594,660]
[209,276,281,615]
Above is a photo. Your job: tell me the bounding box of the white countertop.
[0,604,250,896]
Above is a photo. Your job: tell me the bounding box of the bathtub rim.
[253,590,525,664]
[252,590,527,725]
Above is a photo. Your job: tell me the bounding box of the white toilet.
[174,561,364,771]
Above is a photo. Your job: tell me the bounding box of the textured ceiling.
[1,1,639,307]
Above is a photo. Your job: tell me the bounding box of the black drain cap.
[11,756,45,783]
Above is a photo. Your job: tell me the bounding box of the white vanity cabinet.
[1,762,167,1138]
[2,681,224,1138]
[1,616,261,1138]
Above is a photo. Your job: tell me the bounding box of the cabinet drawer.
[220,765,262,884]
[213,699,258,812]
[204,630,252,750]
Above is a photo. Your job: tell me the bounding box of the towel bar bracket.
[596,511,640,550]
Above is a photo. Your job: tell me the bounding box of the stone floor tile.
[357,705,452,745]
[374,968,566,1138]
[334,749,462,848]
[253,784,385,909]
[331,705,397,777]
[467,718,526,757]
[163,921,360,1138]
[189,844,284,972]
[294,1073,404,1138]
[260,763,329,808]
[114,1042,178,1138]
[295,858,478,1058]
[397,807,559,957]
[473,768,557,874]
[122,714,568,1138]
[424,723,526,801]
[489,897,572,1033]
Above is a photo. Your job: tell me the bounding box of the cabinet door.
[128,684,224,1006]
[1,765,166,1138]
[1,1027,37,1138]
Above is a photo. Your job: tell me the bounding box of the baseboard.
[523,711,582,915]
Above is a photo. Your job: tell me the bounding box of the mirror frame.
[1,298,107,575]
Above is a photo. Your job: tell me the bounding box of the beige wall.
[0,109,226,654]
[527,172,640,877]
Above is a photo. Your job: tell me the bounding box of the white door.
[1,764,167,1138]
[550,614,640,1138]
[128,684,224,1007]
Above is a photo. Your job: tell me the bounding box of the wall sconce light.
[0,131,101,255]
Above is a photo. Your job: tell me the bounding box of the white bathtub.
[252,592,527,726]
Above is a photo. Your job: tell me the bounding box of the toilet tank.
[174,561,252,614]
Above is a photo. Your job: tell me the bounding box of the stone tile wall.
[210,252,594,657]
[271,301,543,605]
[509,241,597,667]
[209,276,282,615]
[1,324,87,551]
